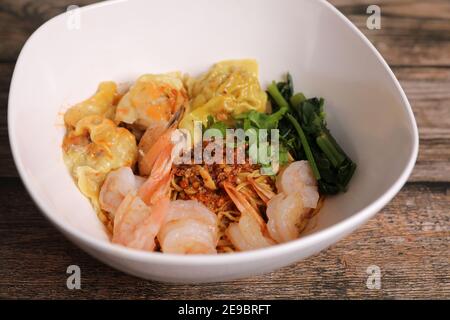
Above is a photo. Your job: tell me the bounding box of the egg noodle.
[170,165,276,253]
[61,59,327,254]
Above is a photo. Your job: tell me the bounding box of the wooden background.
[0,0,449,299]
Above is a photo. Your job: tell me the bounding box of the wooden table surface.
[0,0,449,299]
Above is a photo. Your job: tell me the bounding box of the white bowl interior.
[9,0,417,277]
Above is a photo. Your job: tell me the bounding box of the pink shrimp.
[276,161,319,209]
[266,192,308,243]
[223,182,275,251]
[265,161,319,243]
[247,177,276,204]
[99,167,145,218]
[137,106,185,176]
[111,141,174,251]
[157,200,219,254]
[137,123,169,176]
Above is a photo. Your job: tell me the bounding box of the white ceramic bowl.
[8,0,418,283]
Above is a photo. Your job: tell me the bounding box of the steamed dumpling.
[179,59,267,134]
[115,73,188,129]
[64,81,118,128]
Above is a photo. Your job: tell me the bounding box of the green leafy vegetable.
[266,74,356,194]
[233,103,290,168]
[267,81,290,111]
[285,113,321,179]
[235,105,288,130]
[277,73,294,102]
[205,73,356,193]
[290,93,306,109]
[206,115,228,136]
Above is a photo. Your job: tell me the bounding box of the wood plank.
[330,0,450,66]
[2,64,449,181]
[332,0,450,20]
[0,0,449,66]
[392,67,450,182]
[0,0,97,61]
[0,62,17,177]
[0,178,448,299]
[0,0,449,301]
[340,15,450,67]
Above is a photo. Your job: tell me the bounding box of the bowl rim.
[8,0,419,266]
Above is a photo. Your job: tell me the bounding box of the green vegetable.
[290,93,306,109]
[206,115,228,136]
[278,73,294,102]
[235,106,288,130]
[267,81,290,111]
[266,74,356,194]
[267,83,320,180]
[316,132,345,168]
[285,113,321,179]
[205,73,356,193]
[233,104,290,168]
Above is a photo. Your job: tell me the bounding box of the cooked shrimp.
[112,192,170,250]
[112,140,174,251]
[137,143,174,205]
[247,177,276,204]
[223,182,275,251]
[266,192,308,243]
[224,182,265,228]
[99,167,145,217]
[276,161,319,209]
[138,127,175,176]
[266,161,319,243]
[138,106,185,176]
[157,200,219,254]
[248,161,319,244]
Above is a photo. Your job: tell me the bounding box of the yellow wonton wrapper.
[115,73,188,129]
[64,81,118,128]
[179,59,268,134]
[63,115,138,219]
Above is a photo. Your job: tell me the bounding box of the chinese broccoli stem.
[286,113,321,180]
[316,132,346,168]
[268,82,321,180]
[290,93,306,109]
[267,81,290,110]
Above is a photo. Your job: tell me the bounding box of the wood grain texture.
[0,0,449,299]
[0,0,448,65]
[0,179,448,299]
[0,0,95,61]
[1,64,448,181]
[392,67,450,182]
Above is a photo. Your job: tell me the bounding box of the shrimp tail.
[223,182,265,229]
[247,177,276,204]
[139,128,175,176]
[138,143,173,205]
